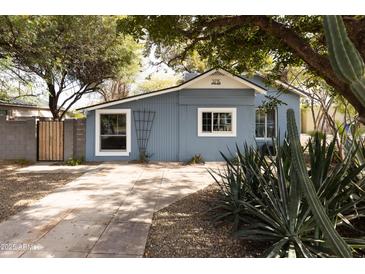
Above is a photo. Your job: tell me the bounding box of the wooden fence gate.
[37,121,64,161]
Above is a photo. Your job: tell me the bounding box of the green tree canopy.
[0,16,141,120]
[118,15,365,118]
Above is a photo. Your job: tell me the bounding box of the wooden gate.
[37,121,64,161]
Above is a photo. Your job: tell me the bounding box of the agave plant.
[209,144,266,231]
[307,131,365,222]
[210,110,365,257]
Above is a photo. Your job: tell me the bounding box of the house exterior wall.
[85,86,300,162]
[0,105,54,118]
[178,89,255,161]
[85,92,179,161]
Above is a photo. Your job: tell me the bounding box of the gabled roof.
[252,72,307,97]
[77,68,268,111]
[0,98,49,110]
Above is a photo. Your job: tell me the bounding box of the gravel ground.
[0,161,83,222]
[144,184,268,258]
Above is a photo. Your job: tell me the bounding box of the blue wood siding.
[178,89,255,161]
[85,85,300,161]
[85,92,179,161]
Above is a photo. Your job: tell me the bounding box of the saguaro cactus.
[287,109,352,257]
[323,15,365,108]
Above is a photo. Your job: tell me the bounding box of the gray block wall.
[73,119,86,160]
[0,116,37,161]
[63,119,86,161]
[64,120,74,160]
[0,116,85,162]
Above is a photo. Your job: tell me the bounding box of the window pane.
[267,109,275,124]
[116,114,126,135]
[256,110,265,123]
[256,124,265,137]
[266,109,276,138]
[100,114,117,135]
[213,113,219,131]
[101,114,127,135]
[218,113,232,131]
[100,136,126,150]
[267,124,275,138]
[202,112,212,132]
[256,110,265,137]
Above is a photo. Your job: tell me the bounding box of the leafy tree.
[0,16,141,120]
[98,80,130,101]
[137,73,181,93]
[118,16,365,120]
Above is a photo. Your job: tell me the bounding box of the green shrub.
[185,154,205,165]
[12,159,31,166]
[65,158,83,166]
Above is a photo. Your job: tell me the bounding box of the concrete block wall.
[73,119,86,160]
[0,116,37,161]
[64,120,74,160]
[63,119,86,161]
[0,116,85,162]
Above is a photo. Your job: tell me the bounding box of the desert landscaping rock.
[0,161,83,222]
[144,184,268,258]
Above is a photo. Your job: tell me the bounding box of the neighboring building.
[0,99,54,119]
[0,98,71,119]
[301,106,353,134]
[78,68,304,162]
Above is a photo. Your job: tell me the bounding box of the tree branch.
[181,15,364,116]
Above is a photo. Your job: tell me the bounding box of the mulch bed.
[0,161,83,222]
[144,184,268,258]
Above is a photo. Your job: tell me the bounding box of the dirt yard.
[0,161,83,222]
[144,184,268,258]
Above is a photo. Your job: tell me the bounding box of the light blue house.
[79,68,303,162]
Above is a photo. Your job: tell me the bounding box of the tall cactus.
[287,109,352,257]
[323,15,365,107]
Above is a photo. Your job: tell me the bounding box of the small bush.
[12,159,31,166]
[65,158,83,166]
[185,154,205,165]
[139,151,151,163]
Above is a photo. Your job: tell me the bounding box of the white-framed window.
[255,108,277,139]
[197,107,237,137]
[95,109,131,156]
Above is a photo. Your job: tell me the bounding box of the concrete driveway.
[0,162,220,258]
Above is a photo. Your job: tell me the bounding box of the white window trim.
[197,107,237,137]
[95,109,131,156]
[255,108,277,140]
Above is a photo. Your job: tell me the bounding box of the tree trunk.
[47,82,60,120]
